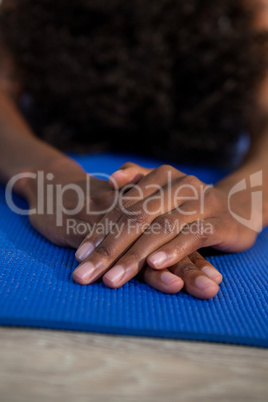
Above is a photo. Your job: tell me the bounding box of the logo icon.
[228,171,263,232]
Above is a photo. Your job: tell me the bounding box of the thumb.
[109,162,152,189]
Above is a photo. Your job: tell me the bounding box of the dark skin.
[0,0,268,299]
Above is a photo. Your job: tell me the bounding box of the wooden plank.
[0,327,267,402]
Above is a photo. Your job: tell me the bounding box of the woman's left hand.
[73,162,260,299]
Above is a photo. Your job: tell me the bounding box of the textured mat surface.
[0,153,267,347]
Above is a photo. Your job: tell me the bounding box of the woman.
[0,0,268,299]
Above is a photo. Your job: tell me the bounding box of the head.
[1,0,267,165]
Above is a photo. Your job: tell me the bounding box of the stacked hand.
[73,162,258,299]
[17,158,258,299]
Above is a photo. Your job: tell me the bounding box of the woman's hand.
[12,156,221,298]
[137,249,222,298]
[13,157,117,248]
[73,162,260,299]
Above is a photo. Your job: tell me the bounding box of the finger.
[65,219,91,248]
[169,256,219,299]
[139,266,184,294]
[101,210,192,288]
[188,251,222,285]
[74,175,197,285]
[147,219,219,269]
[73,205,158,285]
[102,229,220,290]
[100,190,216,287]
[109,162,153,189]
[75,166,184,262]
[141,253,221,296]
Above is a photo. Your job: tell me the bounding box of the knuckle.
[121,197,136,211]
[112,203,124,218]
[124,249,142,265]
[180,263,197,275]
[95,244,113,258]
[127,210,149,226]
[192,223,211,244]
[156,164,176,176]
[112,201,133,219]
[188,251,205,264]
[120,162,135,170]
[181,175,201,188]
[154,215,175,235]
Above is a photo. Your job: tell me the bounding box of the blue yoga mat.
[0,152,267,347]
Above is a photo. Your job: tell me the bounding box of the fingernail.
[201,266,221,281]
[161,271,179,285]
[104,265,125,284]
[195,275,216,290]
[148,252,167,268]
[75,242,94,261]
[73,262,95,282]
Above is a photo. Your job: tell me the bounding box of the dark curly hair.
[0,0,267,166]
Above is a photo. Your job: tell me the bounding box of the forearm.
[216,127,268,226]
[0,90,70,184]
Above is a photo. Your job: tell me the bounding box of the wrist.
[215,163,268,227]
[12,155,86,201]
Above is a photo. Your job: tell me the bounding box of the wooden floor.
[0,327,267,402]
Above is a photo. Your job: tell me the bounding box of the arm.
[216,63,268,227]
[0,89,68,185]
[72,6,268,298]
[0,87,221,298]
[0,39,71,185]
[216,124,268,228]
[73,112,268,299]
[0,86,115,247]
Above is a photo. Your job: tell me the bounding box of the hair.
[0,0,267,166]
